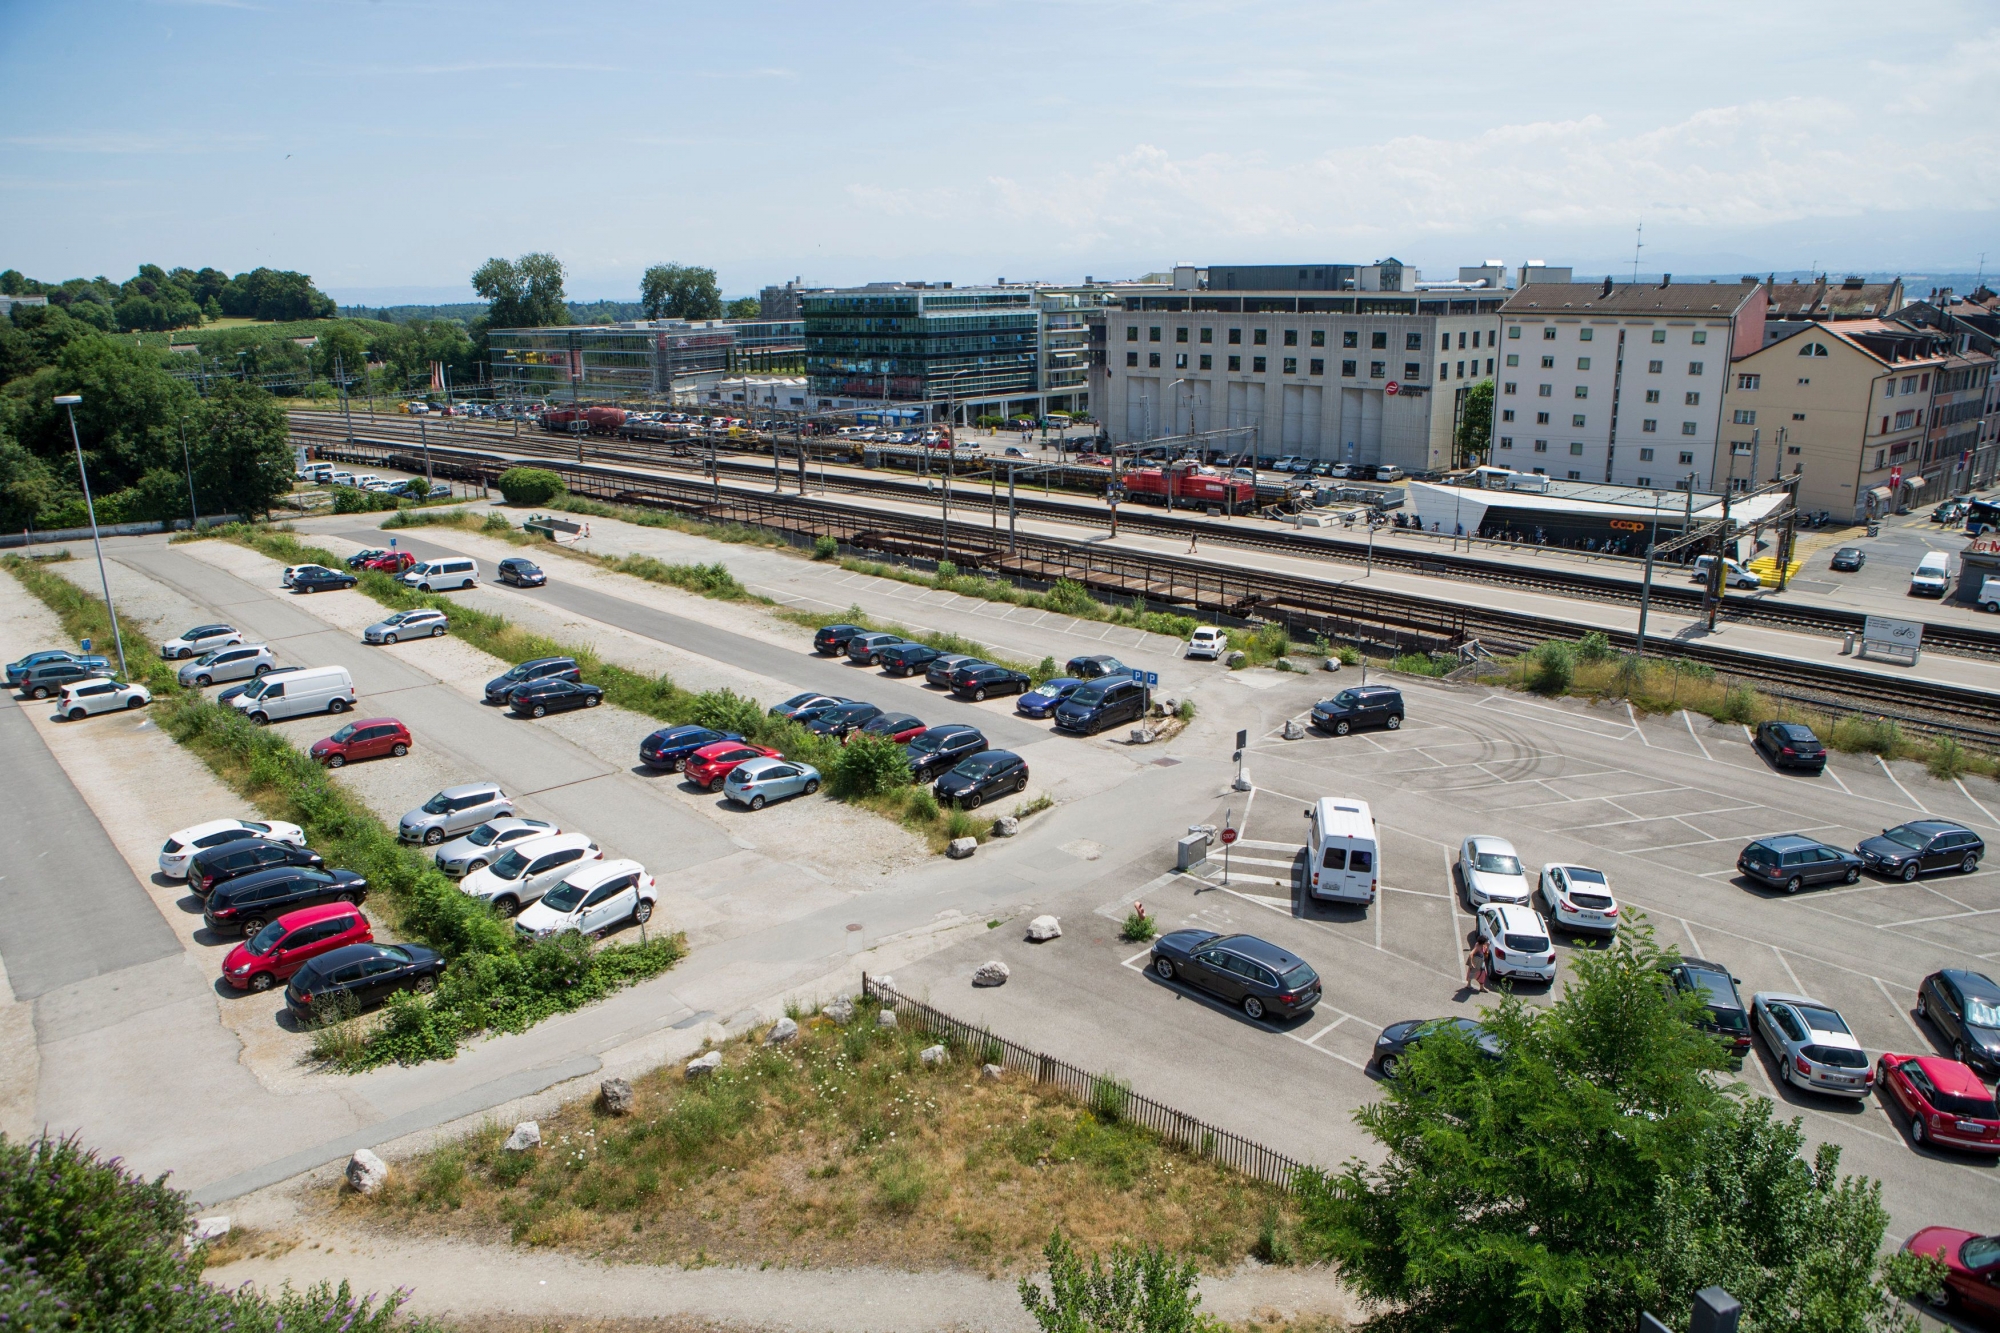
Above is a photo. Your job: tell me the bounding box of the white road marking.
[1682,710,1713,761]
[1681,918,1704,955]
[1877,757,1931,814]
[1878,907,2000,930]
[1955,778,2000,831]
[1771,944,1805,995]
[1628,701,1650,746]
[1875,975,1929,1045]
[1822,765,1856,797]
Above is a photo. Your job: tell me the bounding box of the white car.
[1476,903,1557,982]
[282,564,335,588]
[160,623,242,660]
[461,832,602,915]
[514,858,656,939]
[159,817,307,879]
[59,677,150,720]
[1538,863,1620,935]
[177,643,276,687]
[1459,834,1531,906]
[1187,627,1226,660]
[433,817,559,878]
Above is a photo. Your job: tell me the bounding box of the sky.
[3,0,1996,303]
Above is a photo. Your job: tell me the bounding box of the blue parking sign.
[1146,671,1159,688]
[1130,668,1159,688]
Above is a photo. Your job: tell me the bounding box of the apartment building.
[1761,275,1905,345]
[1492,279,1766,490]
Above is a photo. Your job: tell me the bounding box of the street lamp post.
[176,415,200,531]
[54,395,128,677]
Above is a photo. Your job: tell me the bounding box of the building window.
[1894,409,1916,429]
[1533,439,1549,452]
[1541,355,1555,369]
[1679,451,1695,464]
[1577,357,1591,370]
[1798,342,1828,357]
[1639,447,1655,461]
[1126,351,1138,367]
[1648,360,1663,373]
[1572,414,1586,427]
[1175,353,1188,369]
[1536,412,1551,424]
[1175,327,1188,343]
[1543,327,1557,340]
[1533,467,1547,476]
[1343,330,1358,348]
[1199,354,1212,371]
[1636,476,1652,487]
[1786,445,1800,455]
[1538,384,1552,397]
[1501,409,1515,422]
[1253,356,1267,373]
[1405,362,1421,379]
[1371,331,1388,349]
[1310,330,1325,347]
[1283,329,1297,346]
[1642,419,1657,432]
[1568,470,1582,480]
[1149,326,1161,342]
[1692,330,1707,344]
[1645,389,1660,403]
[1791,412,1803,421]
[1228,355,1241,372]
[1498,436,1514,450]
[1506,353,1519,367]
[1508,326,1521,339]
[1876,448,1886,468]
[1574,385,1589,399]
[1732,409,1755,425]
[1684,392,1700,406]
[1651,329,1667,343]
[1200,327,1213,343]
[1688,361,1704,376]
[1228,328,1242,344]
[1569,441,1584,455]
[1148,352,1161,368]
[1283,357,1297,374]
[1884,381,1896,398]
[1253,329,1268,346]
[1731,440,1752,455]
[1370,361,1385,378]
[1126,326,1138,342]
[1737,373,1760,390]
[1342,359,1356,376]
[1406,332,1422,350]
[1503,381,1517,394]
[1681,421,1697,435]
[1457,360,1466,378]
[1579,327,1594,341]
[1309,358,1324,375]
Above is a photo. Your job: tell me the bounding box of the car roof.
[1214,933,1307,970]
[1466,834,1517,852]
[213,863,325,894]
[932,652,977,663]
[1755,834,1828,851]
[175,817,262,840]
[438,782,503,798]
[733,755,795,774]
[1911,1055,1991,1097]
[558,858,644,890]
[920,723,981,738]
[693,738,759,754]
[1488,903,1545,928]
[506,830,594,854]
[1901,820,1972,835]
[347,717,402,729]
[821,623,861,632]
[1942,969,2000,1000]
[274,901,362,930]
[652,724,718,739]
[874,713,922,727]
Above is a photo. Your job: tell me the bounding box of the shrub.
[1576,630,1614,662]
[812,535,839,560]
[1088,1074,1131,1123]
[687,688,764,736]
[1391,652,1447,677]
[904,786,940,823]
[1928,735,1969,781]
[497,466,567,505]
[1336,644,1362,666]
[331,484,397,514]
[1612,653,1647,695]
[944,807,979,841]
[1120,910,1157,942]
[1715,684,1758,724]
[1176,699,1195,721]
[830,729,913,799]
[1046,578,1099,617]
[1018,1232,1205,1333]
[1528,639,1575,694]
[481,510,513,534]
[935,559,957,580]
[1830,713,1902,756]
[1033,655,1058,683]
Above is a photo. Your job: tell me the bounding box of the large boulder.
[763,1017,799,1045]
[992,815,1020,837]
[1225,650,1248,667]
[187,1215,232,1245]
[947,836,978,859]
[973,960,1011,987]
[598,1078,634,1116]
[876,1007,899,1029]
[980,1063,1005,1081]
[919,1044,949,1067]
[1026,914,1062,942]
[503,1121,541,1152]
[824,997,855,1026]
[346,1148,388,1195]
[1282,718,1306,740]
[686,1050,723,1078]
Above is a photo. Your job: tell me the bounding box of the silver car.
[177,643,276,688]
[1750,992,1872,1098]
[399,783,514,845]
[364,608,450,645]
[433,817,558,877]
[1459,835,1532,907]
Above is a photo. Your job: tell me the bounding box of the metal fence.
[861,973,1312,1192]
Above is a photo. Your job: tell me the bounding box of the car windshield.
[1505,932,1549,953]
[1279,962,1318,989]
[421,793,453,814]
[1565,867,1608,885]
[488,849,530,880]
[1801,1044,1868,1069]
[247,921,287,955]
[330,723,358,742]
[1071,685,1106,706]
[384,611,412,625]
[1474,853,1522,875]
[542,882,587,912]
[1796,1004,1851,1034]
[242,677,272,699]
[466,823,506,847]
[378,945,410,963]
[502,661,539,680]
[1881,825,1928,850]
[1838,548,1861,558]
[194,650,221,665]
[1965,998,2000,1028]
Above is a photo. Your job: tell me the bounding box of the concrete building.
[1887,291,2000,494]
[758,279,814,320]
[1492,278,1766,491]
[1761,275,1905,344]
[487,318,804,401]
[0,294,48,318]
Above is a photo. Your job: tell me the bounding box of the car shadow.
[192,926,236,948]
[629,763,681,780]
[174,892,206,916]
[1139,968,1316,1035]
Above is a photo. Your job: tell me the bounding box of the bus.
[1965,498,2000,536]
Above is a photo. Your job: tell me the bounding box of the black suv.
[204,866,368,937]
[1065,654,1129,679]
[804,700,882,738]
[1918,969,2000,1075]
[950,663,1031,701]
[285,942,446,1019]
[485,655,579,704]
[509,677,603,716]
[906,724,987,781]
[1053,677,1148,734]
[291,566,357,593]
[813,624,864,655]
[1665,957,1751,1056]
[878,643,943,677]
[1856,820,1985,880]
[188,837,325,896]
[1311,685,1404,735]
[934,749,1028,809]
[1753,721,1826,772]
[497,557,547,587]
[1737,835,1861,893]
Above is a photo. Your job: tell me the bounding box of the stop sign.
[1220,827,1238,845]
[1385,381,1400,396]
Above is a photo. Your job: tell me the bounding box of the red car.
[685,740,782,793]
[309,718,412,768]
[1905,1227,2000,1320]
[364,550,417,574]
[856,711,926,744]
[1877,1053,2000,1153]
[221,901,372,992]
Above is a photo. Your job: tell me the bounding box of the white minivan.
[230,664,355,725]
[1910,551,1951,597]
[1305,796,1378,904]
[403,557,479,593]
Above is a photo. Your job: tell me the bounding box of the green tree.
[496,466,567,504]
[218,267,335,321]
[0,432,75,530]
[640,263,722,320]
[190,378,293,519]
[725,296,761,320]
[4,337,200,494]
[376,319,473,393]
[1018,1231,1209,1333]
[310,320,371,386]
[473,252,567,329]
[1455,377,1494,468]
[1290,923,1939,1333]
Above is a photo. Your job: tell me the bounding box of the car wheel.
[240,917,266,937]
[30,686,47,700]
[1378,1052,1401,1078]
[255,663,270,676]
[391,742,408,757]
[1334,719,1351,735]
[1386,714,1403,730]
[196,674,212,687]
[177,647,192,659]
[708,775,726,793]
[384,633,398,645]
[464,859,487,874]
[585,694,601,707]
[973,686,987,701]
[423,828,444,846]
[1154,957,1174,980]
[493,895,519,916]
[803,778,820,795]
[749,794,767,811]
[327,699,346,714]
[1963,853,1980,874]
[1911,1115,1927,1145]
[248,971,276,993]
[327,754,346,768]
[1015,772,1028,793]
[1844,867,1860,884]
[419,583,432,593]
[633,899,654,925]
[1902,862,1920,882]
[961,791,982,811]
[431,625,445,638]
[414,975,437,995]
[1784,875,1802,895]
[671,757,686,773]
[250,713,269,726]
[1244,995,1266,1021]
[126,696,144,710]
[531,704,547,718]
[1919,993,1933,1024]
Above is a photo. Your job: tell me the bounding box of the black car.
[285,942,445,1019]
[1311,686,1405,735]
[769,692,846,720]
[878,643,944,677]
[639,725,741,771]
[204,866,367,937]
[906,724,988,781]
[1737,835,1861,893]
[497,557,547,587]
[345,548,387,570]
[805,700,883,738]
[934,750,1028,809]
[6,650,107,688]
[1857,820,1984,880]
[950,663,1031,701]
[1829,547,1865,572]
[926,654,982,687]
[1665,957,1752,1056]
[291,567,357,593]
[1052,677,1149,734]
[1065,654,1129,679]
[845,632,907,666]
[509,677,604,717]
[188,837,325,897]
[484,655,580,704]
[813,624,865,655]
[1372,1017,1502,1077]
[17,658,110,699]
[1918,969,2000,1075]
[1753,721,1826,771]
[1150,930,1320,1022]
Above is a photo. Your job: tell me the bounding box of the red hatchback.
[221,902,372,992]
[1904,1227,2000,1320]
[1878,1053,2000,1153]
[309,718,411,768]
[685,740,781,792]
[365,550,416,574]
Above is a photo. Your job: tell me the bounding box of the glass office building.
[803,285,1039,412]
[488,320,804,400]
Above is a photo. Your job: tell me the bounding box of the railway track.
[289,417,2000,743]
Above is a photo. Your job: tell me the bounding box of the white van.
[1910,551,1951,597]
[230,664,355,725]
[1305,797,1379,904]
[1977,576,2000,613]
[1691,554,1763,589]
[402,557,478,593]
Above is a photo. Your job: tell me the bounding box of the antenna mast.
[1630,221,1643,285]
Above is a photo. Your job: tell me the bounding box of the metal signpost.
[1220,817,1237,884]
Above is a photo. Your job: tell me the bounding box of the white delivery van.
[1910,551,1951,597]
[1690,554,1763,589]
[230,664,355,724]
[1306,797,1379,904]
[1977,576,2000,613]
[402,557,478,592]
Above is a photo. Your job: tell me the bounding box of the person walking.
[1187,533,1199,555]
[1467,937,1492,992]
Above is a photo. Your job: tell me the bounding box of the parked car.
[433,817,559,878]
[723,756,821,809]
[497,557,547,587]
[925,653,981,688]
[1064,654,1129,679]
[1537,863,1619,934]
[363,607,448,644]
[309,717,411,768]
[1311,685,1405,734]
[1752,720,1826,772]
[857,712,926,744]
[1828,547,1866,572]
[805,700,883,738]
[950,663,1031,701]
[1665,956,1752,1056]
[217,667,301,708]
[402,556,478,593]
[1186,627,1226,660]
[768,692,844,720]
[1877,1052,2000,1153]
[1016,677,1082,719]
[1690,554,1762,589]
[685,740,782,792]
[345,548,387,570]
[1372,1017,1502,1078]
[1750,992,1872,1097]
[877,643,943,676]
[1737,835,1862,893]
[58,677,150,720]
[1459,835,1531,906]
[1053,676,1148,734]
[509,677,603,717]
[18,658,109,699]
[483,655,578,703]
[161,624,241,660]
[282,563,334,587]
[292,566,358,594]
[189,837,325,896]
[177,643,275,687]
[813,624,865,655]
[6,649,106,688]
[639,725,741,772]
[460,832,602,915]
[204,865,368,937]
[514,859,657,938]
[934,750,1028,809]
[363,550,417,575]
[159,817,306,880]
[906,724,988,781]
[1904,1228,2000,1319]
[1857,821,1984,880]
[845,632,907,666]
[231,664,354,724]
[1918,969,2000,1076]
[283,942,445,1019]
[222,902,371,993]
[1475,904,1557,982]
[399,783,513,845]
[1149,930,1320,1021]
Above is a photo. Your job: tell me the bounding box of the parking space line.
[1285,1029,1371,1071]
[1955,778,2000,831]
[1878,907,2000,930]
[1682,711,1713,761]
[1627,702,1650,746]
[1875,975,1928,1045]
[1877,758,1931,814]
[1681,918,1704,955]
[1771,944,1805,995]
[1382,885,1447,899]
[1305,1014,1351,1045]
[1822,765,1856,797]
